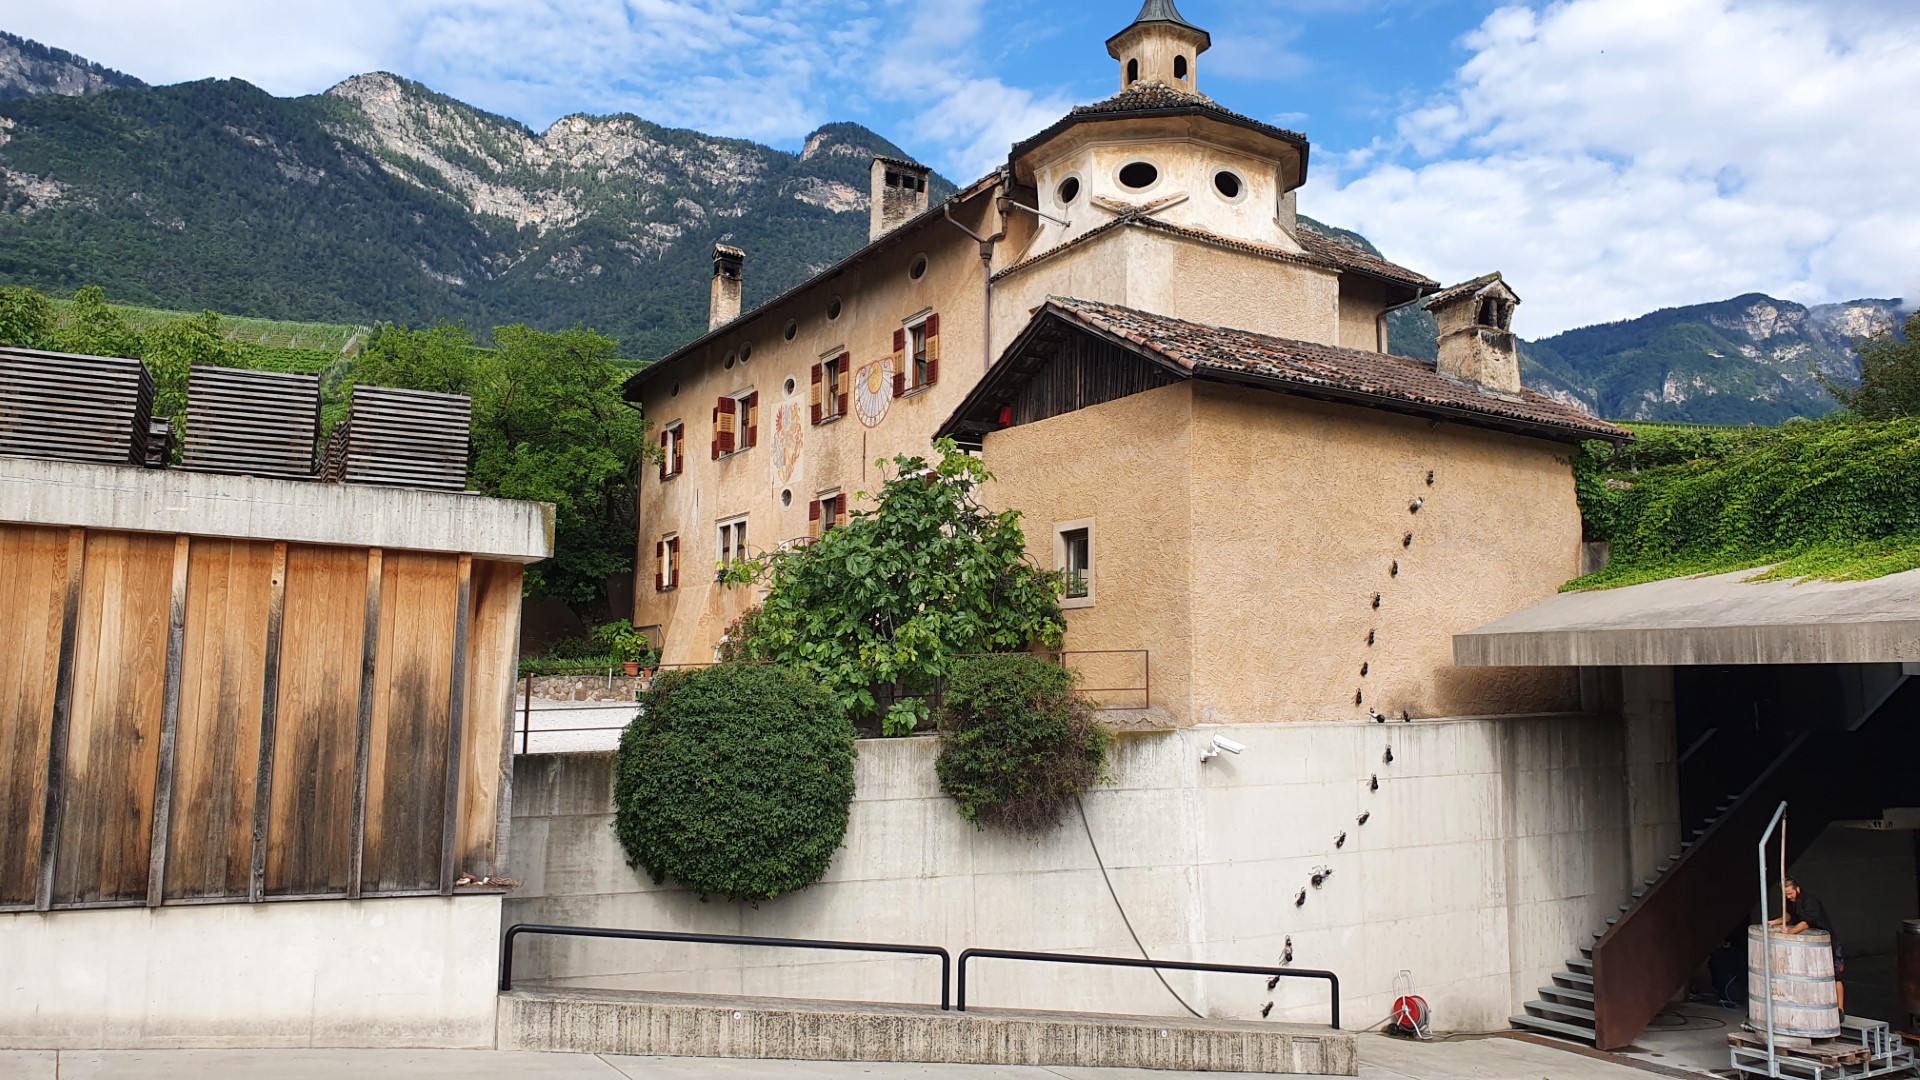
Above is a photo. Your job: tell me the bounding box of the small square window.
[1054,520,1094,609]
[659,423,685,480]
[716,516,747,577]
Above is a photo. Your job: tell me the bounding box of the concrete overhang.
[0,456,554,563]
[1455,567,1920,667]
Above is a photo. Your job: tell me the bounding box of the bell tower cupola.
[1107,0,1211,94]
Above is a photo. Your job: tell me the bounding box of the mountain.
[0,32,144,100]
[0,52,948,359]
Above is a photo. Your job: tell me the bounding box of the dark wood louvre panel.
[338,385,471,492]
[180,366,321,480]
[0,347,153,467]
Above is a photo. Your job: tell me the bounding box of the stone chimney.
[1426,273,1523,396]
[870,157,930,241]
[709,244,744,329]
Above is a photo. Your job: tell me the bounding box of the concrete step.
[1523,998,1596,1023]
[1511,1013,1598,1044]
[1552,970,1594,988]
[500,986,1357,1075]
[1540,985,1595,1005]
[1567,957,1593,973]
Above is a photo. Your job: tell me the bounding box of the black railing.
[954,947,1340,1027]
[500,923,952,1010]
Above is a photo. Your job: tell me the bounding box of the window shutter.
[810,363,823,425]
[808,499,822,539]
[658,430,669,480]
[710,405,719,460]
[893,327,907,396]
[835,352,850,416]
[835,498,848,528]
[893,328,906,353]
[669,537,680,587]
[744,392,758,449]
[655,540,666,591]
[673,430,683,476]
[925,313,940,386]
[716,396,737,456]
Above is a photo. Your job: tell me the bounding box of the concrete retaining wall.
[505,715,1645,1032]
[0,895,502,1049]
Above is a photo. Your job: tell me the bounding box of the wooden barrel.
[1747,925,1840,1037]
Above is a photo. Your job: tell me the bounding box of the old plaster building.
[624,1,1624,727]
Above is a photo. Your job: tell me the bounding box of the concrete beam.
[0,457,552,563]
[1456,568,1920,667]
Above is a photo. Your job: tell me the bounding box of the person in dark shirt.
[1771,877,1844,1014]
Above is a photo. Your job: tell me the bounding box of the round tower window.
[723,350,737,370]
[909,254,928,280]
[1057,176,1081,205]
[781,489,793,508]
[784,376,797,395]
[827,297,842,321]
[1213,170,1243,201]
[783,319,798,341]
[670,382,680,398]
[1118,161,1159,190]
[741,342,753,363]
[1174,55,1189,80]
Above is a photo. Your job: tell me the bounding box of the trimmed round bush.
[613,663,856,902]
[935,654,1112,834]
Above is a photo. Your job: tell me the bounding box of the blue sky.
[13,0,1920,336]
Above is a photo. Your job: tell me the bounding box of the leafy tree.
[141,309,256,443]
[0,285,54,348]
[725,440,1066,723]
[49,285,140,358]
[1824,312,1920,419]
[935,654,1110,834]
[613,663,856,902]
[350,321,651,614]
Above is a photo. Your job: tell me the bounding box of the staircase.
[1511,791,1743,1045]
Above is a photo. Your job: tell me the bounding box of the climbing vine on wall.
[1569,418,1920,590]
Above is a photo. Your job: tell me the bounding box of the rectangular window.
[809,492,846,539]
[1054,519,1094,608]
[655,534,681,592]
[893,313,941,396]
[659,422,684,480]
[716,516,747,571]
[713,392,758,457]
[813,353,850,424]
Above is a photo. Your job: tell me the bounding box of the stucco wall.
[0,895,501,1049]
[504,715,1638,1033]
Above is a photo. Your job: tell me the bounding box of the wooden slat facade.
[363,550,459,893]
[1008,331,1181,428]
[180,367,322,480]
[0,525,71,908]
[459,560,523,876]
[338,386,471,492]
[0,348,153,467]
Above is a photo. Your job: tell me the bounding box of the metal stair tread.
[1567,957,1593,972]
[1510,1014,1598,1044]
[1524,999,1596,1022]
[1540,985,1596,1004]
[1552,970,1594,987]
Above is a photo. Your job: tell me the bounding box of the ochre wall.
[980,383,1196,718]
[1184,382,1582,722]
[0,523,523,911]
[975,381,1582,725]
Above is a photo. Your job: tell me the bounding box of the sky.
[10,0,1920,337]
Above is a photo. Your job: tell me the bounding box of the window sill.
[815,414,846,427]
[1061,595,1094,610]
[898,383,935,399]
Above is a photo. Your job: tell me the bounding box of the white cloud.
[1307,0,1920,336]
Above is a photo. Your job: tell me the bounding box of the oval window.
[909,255,928,280]
[1214,171,1243,200]
[781,489,793,508]
[827,297,842,321]
[783,319,798,342]
[1119,161,1159,190]
[670,382,680,398]
[740,342,753,363]
[1057,176,1081,205]
[723,350,737,370]
[784,376,797,395]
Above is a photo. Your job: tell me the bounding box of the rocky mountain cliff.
[0,32,1904,422]
[0,38,946,358]
[0,31,144,100]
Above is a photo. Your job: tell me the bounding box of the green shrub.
[935,654,1111,835]
[613,663,857,902]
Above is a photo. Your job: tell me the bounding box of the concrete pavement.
[0,1035,1667,1079]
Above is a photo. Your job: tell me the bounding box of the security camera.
[1201,734,1247,761]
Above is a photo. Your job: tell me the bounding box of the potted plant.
[593,620,655,677]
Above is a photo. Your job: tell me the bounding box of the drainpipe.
[944,187,1008,374]
[1376,292,1430,355]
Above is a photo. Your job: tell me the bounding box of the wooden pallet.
[0,347,152,466]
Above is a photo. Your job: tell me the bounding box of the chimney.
[1426,273,1523,397]
[869,157,930,241]
[709,244,744,329]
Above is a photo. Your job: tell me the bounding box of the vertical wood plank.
[440,554,472,893]
[348,549,383,900]
[54,530,173,906]
[145,535,191,907]
[266,545,369,897]
[249,542,289,903]
[0,525,72,907]
[168,538,274,901]
[362,551,458,894]
[461,560,524,877]
[35,528,85,911]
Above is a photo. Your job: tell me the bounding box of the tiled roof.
[1010,82,1308,164]
[1423,271,1514,309]
[992,211,1438,292]
[1043,297,1630,442]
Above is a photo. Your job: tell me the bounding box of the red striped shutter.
[669,537,680,587]
[810,364,823,425]
[835,352,851,417]
[672,428,683,476]
[655,540,666,591]
[744,392,758,449]
[658,430,668,479]
[925,313,940,386]
[892,328,907,395]
[809,499,822,539]
[715,396,737,456]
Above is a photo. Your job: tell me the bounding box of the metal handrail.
[1757,800,1790,1077]
[954,947,1339,1027]
[500,923,952,1010]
